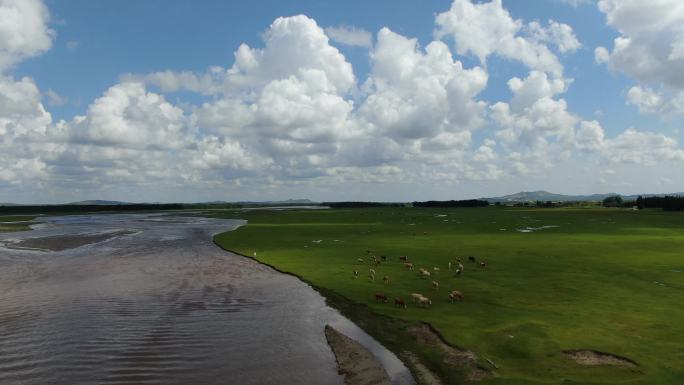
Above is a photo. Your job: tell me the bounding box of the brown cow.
[449,290,464,302]
[383,275,390,284]
[399,256,408,262]
[431,280,439,290]
[375,293,388,303]
[394,297,406,308]
[404,262,414,270]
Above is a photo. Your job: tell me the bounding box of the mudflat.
[5,230,136,251]
[325,325,391,385]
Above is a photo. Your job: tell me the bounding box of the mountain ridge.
[482,190,684,203]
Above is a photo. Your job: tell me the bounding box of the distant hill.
[64,200,134,205]
[483,190,684,203]
[483,191,609,202]
[0,203,22,206]
[234,198,317,205]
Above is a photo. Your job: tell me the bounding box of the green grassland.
[213,207,684,385]
[0,215,36,232]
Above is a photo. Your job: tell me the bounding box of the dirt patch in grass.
[563,349,638,367]
[407,324,490,382]
[324,325,391,385]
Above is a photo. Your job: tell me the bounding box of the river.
[0,213,414,385]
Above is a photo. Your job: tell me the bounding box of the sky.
[1,0,683,204]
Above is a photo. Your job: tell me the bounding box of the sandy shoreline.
[325,325,392,385]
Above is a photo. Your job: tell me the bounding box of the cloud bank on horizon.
[0,0,683,203]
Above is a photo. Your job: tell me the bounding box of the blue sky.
[1,0,683,203]
[21,1,639,132]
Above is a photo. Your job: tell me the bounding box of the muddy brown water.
[0,213,414,385]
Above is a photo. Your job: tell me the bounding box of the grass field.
[213,207,684,385]
[0,215,36,232]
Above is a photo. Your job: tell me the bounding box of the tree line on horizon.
[412,199,489,208]
[601,195,684,211]
[2,196,682,214]
[635,195,684,211]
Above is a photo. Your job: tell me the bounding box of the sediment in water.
[325,325,392,385]
[5,230,135,251]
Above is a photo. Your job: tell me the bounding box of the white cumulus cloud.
[596,0,684,114]
[434,0,579,76]
[0,0,54,70]
[325,25,372,48]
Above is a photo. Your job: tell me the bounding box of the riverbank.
[212,242,478,385]
[0,215,37,232]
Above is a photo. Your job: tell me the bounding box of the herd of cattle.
[353,252,487,308]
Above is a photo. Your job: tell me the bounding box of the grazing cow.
[479,261,487,269]
[399,256,408,262]
[419,268,431,279]
[410,293,424,303]
[431,280,439,290]
[433,267,440,273]
[404,262,414,270]
[417,296,432,307]
[375,292,388,302]
[357,258,364,263]
[448,290,464,302]
[468,256,476,263]
[369,268,376,276]
[383,275,390,284]
[380,255,387,262]
[353,270,359,279]
[394,297,407,308]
